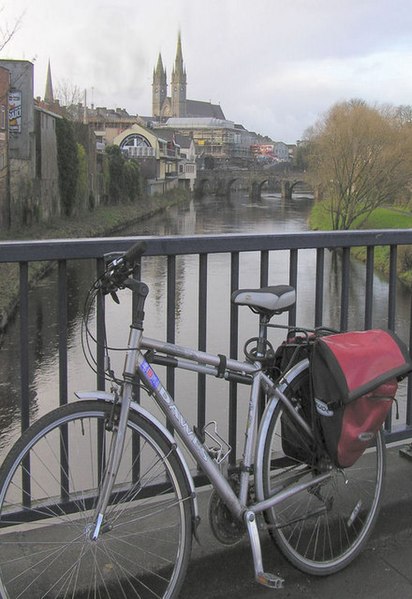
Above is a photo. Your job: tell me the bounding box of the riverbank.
[309,202,412,287]
[0,190,191,335]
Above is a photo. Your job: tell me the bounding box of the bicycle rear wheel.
[259,368,385,575]
[0,400,193,598]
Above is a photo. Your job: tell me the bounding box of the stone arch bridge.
[194,167,313,200]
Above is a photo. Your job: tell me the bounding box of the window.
[120,133,151,150]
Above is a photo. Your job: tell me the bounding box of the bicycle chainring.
[208,487,246,546]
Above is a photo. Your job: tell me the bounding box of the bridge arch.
[196,178,213,196]
[194,167,311,201]
[250,179,269,201]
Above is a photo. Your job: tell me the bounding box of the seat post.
[256,313,271,359]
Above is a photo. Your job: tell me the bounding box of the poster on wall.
[9,91,22,133]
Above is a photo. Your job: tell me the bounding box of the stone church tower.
[152,32,187,119]
[151,32,225,121]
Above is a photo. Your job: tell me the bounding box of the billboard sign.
[9,91,22,133]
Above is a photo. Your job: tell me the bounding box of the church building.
[152,32,225,121]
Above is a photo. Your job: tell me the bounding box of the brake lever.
[110,291,120,304]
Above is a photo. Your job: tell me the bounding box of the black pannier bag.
[276,332,316,464]
[311,329,412,468]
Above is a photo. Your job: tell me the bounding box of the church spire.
[154,53,166,82]
[44,59,54,104]
[172,30,186,84]
[152,52,167,119]
[171,31,187,117]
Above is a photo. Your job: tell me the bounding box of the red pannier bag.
[311,329,412,468]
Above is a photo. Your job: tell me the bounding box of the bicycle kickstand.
[244,510,285,589]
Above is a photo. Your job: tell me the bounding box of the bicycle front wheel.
[0,400,193,598]
[259,368,385,575]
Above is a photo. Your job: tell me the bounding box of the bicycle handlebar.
[123,241,147,265]
[98,241,147,297]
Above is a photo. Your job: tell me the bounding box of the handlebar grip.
[123,241,147,265]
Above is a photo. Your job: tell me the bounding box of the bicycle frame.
[139,334,327,515]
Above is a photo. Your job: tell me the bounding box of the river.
[0,192,410,455]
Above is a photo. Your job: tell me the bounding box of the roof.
[186,99,225,119]
[154,128,194,148]
[34,100,63,119]
[164,117,234,129]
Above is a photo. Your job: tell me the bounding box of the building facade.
[113,122,196,194]
[0,59,63,228]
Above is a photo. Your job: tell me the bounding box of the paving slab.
[180,444,412,598]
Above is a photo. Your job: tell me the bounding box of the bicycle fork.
[90,381,134,540]
[91,282,148,540]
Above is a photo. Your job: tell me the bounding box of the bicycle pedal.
[256,571,285,589]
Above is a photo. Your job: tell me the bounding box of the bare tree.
[307,100,412,230]
[392,104,412,127]
[0,7,24,53]
[54,79,84,121]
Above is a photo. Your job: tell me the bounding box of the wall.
[0,60,35,161]
[0,60,36,227]
[35,107,61,221]
[9,157,34,226]
[0,67,10,228]
[0,60,64,227]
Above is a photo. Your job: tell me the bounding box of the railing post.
[229,252,240,468]
[197,254,208,438]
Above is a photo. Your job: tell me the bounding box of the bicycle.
[0,241,386,598]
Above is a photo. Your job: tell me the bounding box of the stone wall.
[34,108,61,221]
[0,66,10,228]
[9,158,37,226]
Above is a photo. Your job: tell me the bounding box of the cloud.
[3,0,412,141]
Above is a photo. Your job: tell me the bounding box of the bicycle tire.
[0,400,193,598]
[259,367,385,575]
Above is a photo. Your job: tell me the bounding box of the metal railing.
[1,228,412,462]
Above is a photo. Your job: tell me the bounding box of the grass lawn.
[309,202,412,287]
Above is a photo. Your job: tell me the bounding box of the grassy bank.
[0,191,190,242]
[309,202,412,286]
[0,190,191,334]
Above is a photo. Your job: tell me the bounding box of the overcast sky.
[2,0,412,143]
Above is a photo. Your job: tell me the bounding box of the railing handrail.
[2,228,412,262]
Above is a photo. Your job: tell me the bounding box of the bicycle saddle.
[231,285,296,314]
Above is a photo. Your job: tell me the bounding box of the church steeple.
[152,53,167,118]
[171,31,187,117]
[44,59,54,104]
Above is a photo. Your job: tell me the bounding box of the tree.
[106,145,124,204]
[307,100,412,230]
[105,145,141,204]
[54,79,84,121]
[294,141,310,171]
[0,7,24,53]
[55,118,79,216]
[393,104,412,126]
[123,160,141,202]
[75,143,88,212]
